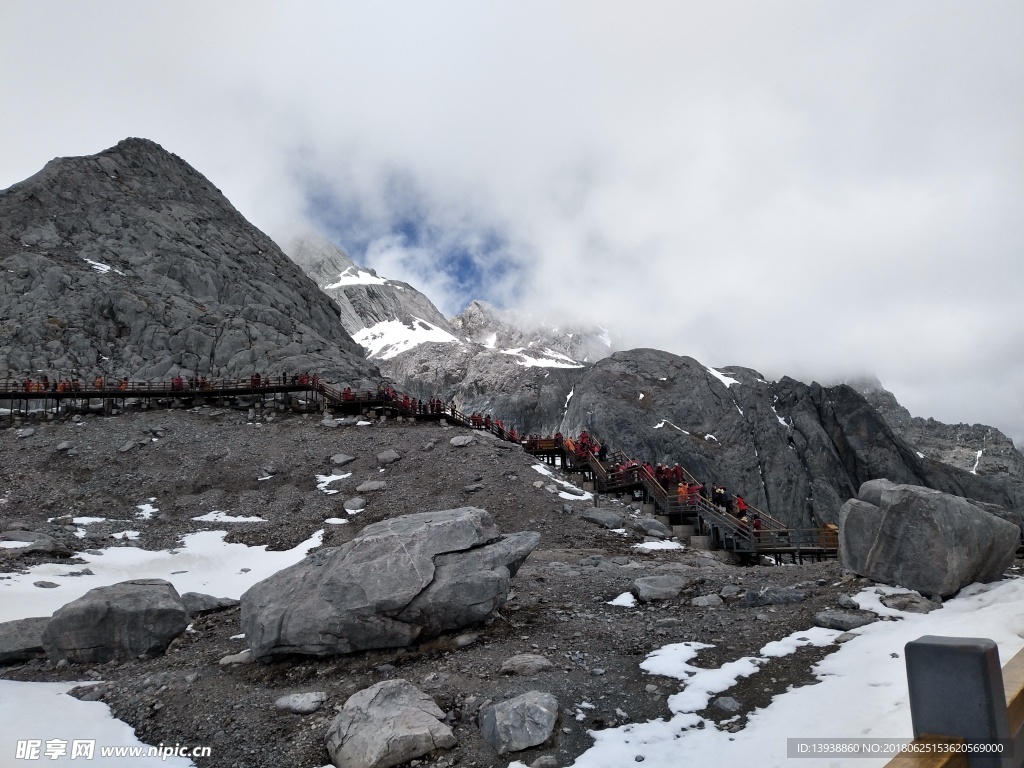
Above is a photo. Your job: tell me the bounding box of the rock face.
[282,230,455,339]
[42,579,188,663]
[240,508,539,658]
[850,376,1024,482]
[478,690,559,755]
[325,680,456,768]
[0,138,378,385]
[560,349,1024,527]
[839,481,1020,597]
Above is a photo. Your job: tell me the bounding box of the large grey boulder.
[42,579,188,663]
[633,517,672,539]
[478,690,559,755]
[632,574,695,602]
[325,680,456,768]
[0,617,50,664]
[839,482,1019,597]
[241,508,539,658]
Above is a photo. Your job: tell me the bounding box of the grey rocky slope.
[561,348,1024,528]
[848,376,1024,481]
[0,138,377,386]
[281,230,454,339]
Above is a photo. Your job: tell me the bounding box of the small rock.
[880,592,940,614]
[837,594,859,609]
[117,440,138,453]
[479,691,559,755]
[320,418,339,428]
[744,586,811,606]
[16,428,35,438]
[691,593,724,608]
[500,654,553,676]
[218,649,253,665]
[331,453,356,467]
[33,581,59,589]
[54,441,73,452]
[835,632,858,644]
[343,497,366,512]
[531,757,559,768]
[464,483,485,493]
[450,435,475,447]
[580,510,625,529]
[275,691,328,714]
[815,610,877,631]
[356,480,387,493]
[454,633,479,648]
[712,696,742,714]
[377,449,401,465]
[719,584,743,598]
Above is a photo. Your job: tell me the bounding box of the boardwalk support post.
[905,635,1010,767]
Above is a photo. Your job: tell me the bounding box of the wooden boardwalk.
[524,437,838,562]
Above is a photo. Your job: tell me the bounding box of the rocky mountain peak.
[0,139,377,385]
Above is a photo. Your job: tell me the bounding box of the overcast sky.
[2,2,1022,443]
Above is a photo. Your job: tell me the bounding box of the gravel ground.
[1,404,882,768]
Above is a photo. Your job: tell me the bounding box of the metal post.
[905,636,1010,768]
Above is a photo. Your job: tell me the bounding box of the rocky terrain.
[0,405,901,768]
[0,139,377,386]
[849,376,1024,481]
[3,137,1022,535]
[560,350,1024,529]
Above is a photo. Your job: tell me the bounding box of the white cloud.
[1,1,1022,441]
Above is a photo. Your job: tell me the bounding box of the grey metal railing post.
[905,636,1011,767]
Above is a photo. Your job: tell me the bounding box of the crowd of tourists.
[526,427,764,535]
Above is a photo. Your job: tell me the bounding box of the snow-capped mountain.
[280,231,455,345]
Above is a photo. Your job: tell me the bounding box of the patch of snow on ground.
[501,348,584,369]
[323,518,349,525]
[1,540,32,549]
[192,511,267,523]
[353,317,461,360]
[316,472,351,494]
[0,681,197,767]
[73,517,107,525]
[530,464,593,501]
[608,592,637,607]
[632,541,684,551]
[136,500,158,520]
[704,434,718,442]
[0,529,324,623]
[568,576,1024,768]
[706,367,740,388]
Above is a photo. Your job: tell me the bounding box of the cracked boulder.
[42,579,188,663]
[325,679,456,768]
[839,481,1019,597]
[241,507,539,658]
